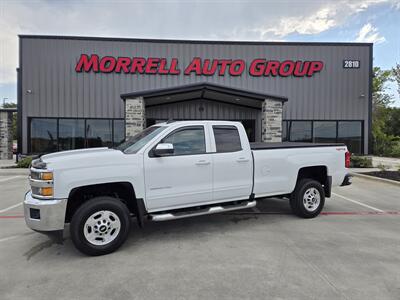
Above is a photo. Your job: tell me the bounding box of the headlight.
[32,186,53,197]
[40,172,53,180]
[30,169,54,199]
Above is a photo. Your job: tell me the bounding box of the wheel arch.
[65,181,147,227]
[295,165,331,197]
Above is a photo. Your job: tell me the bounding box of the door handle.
[195,160,211,166]
[236,157,250,163]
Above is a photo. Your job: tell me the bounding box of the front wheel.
[290,179,325,218]
[70,196,131,256]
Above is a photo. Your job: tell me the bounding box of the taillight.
[345,151,351,168]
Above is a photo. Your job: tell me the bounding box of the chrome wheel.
[303,187,321,212]
[83,210,121,246]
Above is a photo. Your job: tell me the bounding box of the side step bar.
[150,200,257,222]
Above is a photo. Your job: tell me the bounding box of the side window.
[161,126,206,156]
[213,126,242,153]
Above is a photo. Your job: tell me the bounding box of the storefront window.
[338,121,362,154]
[313,121,337,143]
[289,121,312,142]
[30,118,58,153]
[113,119,125,146]
[86,119,113,148]
[58,119,85,151]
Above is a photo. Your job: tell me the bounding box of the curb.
[351,172,400,187]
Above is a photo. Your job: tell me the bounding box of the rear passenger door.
[211,125,253,202]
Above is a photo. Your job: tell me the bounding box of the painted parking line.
[0,202,22,214]
[0,175,25,183]
[332,192,384,213]
[321,211,400,216]
[0,215,24,219]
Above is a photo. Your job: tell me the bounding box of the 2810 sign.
[343,60,360,69]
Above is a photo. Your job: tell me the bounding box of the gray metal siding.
[20,37,371,153]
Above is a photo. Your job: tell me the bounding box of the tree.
[393,63,400,97]
[371,67,394,155]
[372,66,393,111]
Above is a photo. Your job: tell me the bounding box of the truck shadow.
[26,198,295,258]
[123,197,294,248]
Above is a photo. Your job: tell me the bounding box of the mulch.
[363,171,400,182]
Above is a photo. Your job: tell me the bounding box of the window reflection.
[289,121,312,142]
[59,119,85,151]
[338,121,362,154]
[30,119,58,153]
[313,121,336,143]
[86,119,113,148]
[113,119,125,146]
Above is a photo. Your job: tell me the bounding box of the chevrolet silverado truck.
[24,121,352,256]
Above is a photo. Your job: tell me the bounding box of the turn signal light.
[345,151,351,168]
[40,172,53,180]
[40,187,53,196]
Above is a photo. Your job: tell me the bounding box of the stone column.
[125,97,146,138]
[261,99,283,142]
[0,110,13,159]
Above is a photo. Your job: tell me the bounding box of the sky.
[1,0,399,106]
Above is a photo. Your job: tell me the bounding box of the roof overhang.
[121,82,287,109]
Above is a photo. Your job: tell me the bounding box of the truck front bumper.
[23,191,67,232]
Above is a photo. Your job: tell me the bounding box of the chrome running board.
[150,200,256,222]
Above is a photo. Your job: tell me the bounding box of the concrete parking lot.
[0,174,399,300]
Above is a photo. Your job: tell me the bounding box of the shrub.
[388,141,400,158]
[17,157,32,168]
[350,156,373,168]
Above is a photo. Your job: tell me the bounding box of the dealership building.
[15,35,372,156]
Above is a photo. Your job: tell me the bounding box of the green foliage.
[372,66,393,110]
[393,63,400,97]
[371,66,399,157]
[350,156,373,168]
[2,102,17,109]
[16,157,32,168]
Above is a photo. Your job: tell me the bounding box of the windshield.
[115,126,167,154]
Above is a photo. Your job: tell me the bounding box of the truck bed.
[250,142,345,150]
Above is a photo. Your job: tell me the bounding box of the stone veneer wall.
[261,99,283,142]
[125,97,146,137]
[0,111,13,159]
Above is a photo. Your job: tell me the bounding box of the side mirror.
[153,143,174,156]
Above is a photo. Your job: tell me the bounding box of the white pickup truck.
[24,121,351,255]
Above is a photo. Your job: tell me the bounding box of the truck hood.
[40,147,131,170]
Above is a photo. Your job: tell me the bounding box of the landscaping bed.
[363,171,400,182]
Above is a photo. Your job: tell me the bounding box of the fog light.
[30,208,40,220]
[40,187,53,196]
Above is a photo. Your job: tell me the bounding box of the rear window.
[213,126,242,153]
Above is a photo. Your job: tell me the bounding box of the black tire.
[70,196,131,256]
[290,179,325,218]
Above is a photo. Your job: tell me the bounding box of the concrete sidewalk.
[371,156,400,170]
[0,155,17,168]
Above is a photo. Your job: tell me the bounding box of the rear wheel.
[70,196,131,256]
[290,179,325,218]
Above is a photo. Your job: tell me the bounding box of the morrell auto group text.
[75,54,324,77]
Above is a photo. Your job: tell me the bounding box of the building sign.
[75,54,324,77]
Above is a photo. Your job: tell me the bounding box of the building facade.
[18,35,372,155]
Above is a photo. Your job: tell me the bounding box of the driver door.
[144,125,213,211]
